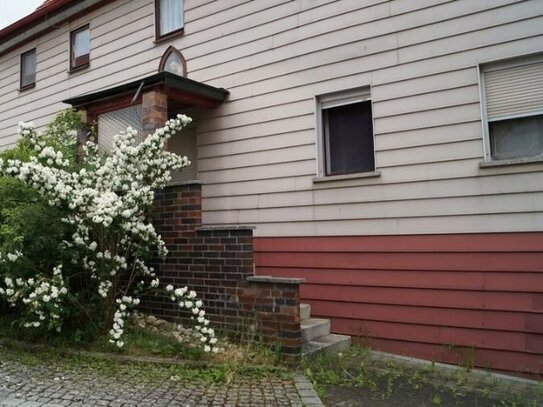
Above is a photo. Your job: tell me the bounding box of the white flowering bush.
[0,111,218,353]
[0,265,68,331]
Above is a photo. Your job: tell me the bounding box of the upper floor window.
[20,49,37,90]
[481,54,543,161]
[156,0,184,39]
[316,88,376,177]
[70,25,90,71]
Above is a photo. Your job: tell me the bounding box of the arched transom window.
[159,46,186,77]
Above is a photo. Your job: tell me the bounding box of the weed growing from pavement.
[0,312,286,368]
[302,346,543,407]
[0,313,290,386]
[0,342,290,386]
[211,317,284,367]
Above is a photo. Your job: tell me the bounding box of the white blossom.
[0,116,218,353]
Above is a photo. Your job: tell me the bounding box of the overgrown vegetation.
[0,110,83,331]
[0,313,284,368]
[0,343,287,385]
[0,110,217,353]
[302,346,543,407]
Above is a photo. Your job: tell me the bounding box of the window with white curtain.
[20,49,37,89]
[481,54,543,161]
[70,25,90,70]
[156,0,184,38]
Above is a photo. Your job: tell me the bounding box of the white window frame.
[478,53,543,162]
[314,87,376,178]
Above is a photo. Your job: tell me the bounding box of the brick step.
[300,303,311,321]
[301,318,330,342]
[302,334,352,358]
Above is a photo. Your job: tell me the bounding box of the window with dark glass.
[20,49,37,89]
[70,25,90,71]
[322,100,375,175]
[156,0,184,38]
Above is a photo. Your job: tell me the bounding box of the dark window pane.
[490,115,543,160]
[324,101,374,175]
[21,49,36,88]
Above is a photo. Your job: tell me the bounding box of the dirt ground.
[322,380,519,407]
[303,347,542,407]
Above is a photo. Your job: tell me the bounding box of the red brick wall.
[140,182,302,354]
[142,89,168,135]
[239,276,302,354]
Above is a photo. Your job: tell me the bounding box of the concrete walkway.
[0,358,323,406]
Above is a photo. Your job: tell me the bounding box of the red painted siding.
[254,233,543,376]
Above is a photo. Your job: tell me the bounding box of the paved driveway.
[0,358,323,406]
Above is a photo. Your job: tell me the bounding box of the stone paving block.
[0,356,324,406]
[1,398,23,406]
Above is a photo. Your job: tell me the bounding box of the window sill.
[313,170,381,183]
[154,28,184,44]
[69,63,90,74]
[19,83,36,92]
[166,179,201,187]
[479,155,543,168]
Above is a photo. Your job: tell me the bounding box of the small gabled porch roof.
[63,72,229,111]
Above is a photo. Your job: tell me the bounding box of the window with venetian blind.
[481,54,543,161]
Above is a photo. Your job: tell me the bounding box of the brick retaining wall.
[140,182,302,355]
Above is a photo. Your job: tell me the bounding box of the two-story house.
[0,0,542,375]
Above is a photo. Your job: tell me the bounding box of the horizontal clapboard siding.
[191,0,543,235]
[255,233,543,373]
[0,0,543,235]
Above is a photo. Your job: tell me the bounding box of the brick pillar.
[142,89,168,135]
[241,276,304,356]
[139,183,203,319]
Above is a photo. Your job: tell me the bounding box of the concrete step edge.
[301,318,331,342]
[300,303,311,321]
[301,334,351,358]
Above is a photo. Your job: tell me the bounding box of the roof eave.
[0,0,115,58]
[62,72,229,108]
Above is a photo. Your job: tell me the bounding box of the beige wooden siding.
[1,0,543,236]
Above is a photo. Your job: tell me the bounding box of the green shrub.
[0,111,219,353]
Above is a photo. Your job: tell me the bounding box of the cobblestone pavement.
[0,358,323,406]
